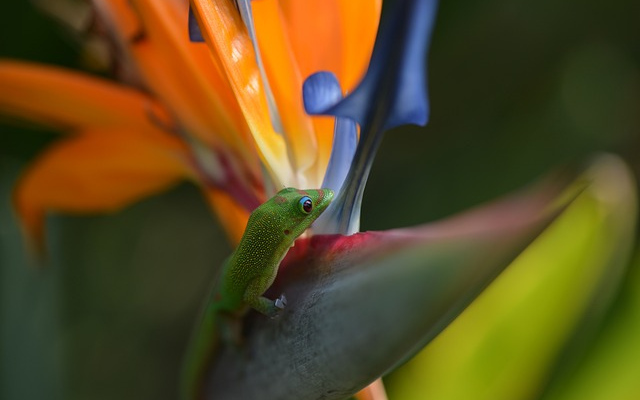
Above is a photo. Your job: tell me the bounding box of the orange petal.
[309,115,337,185]
[301,0,380,182]
[190,0,292,187]
[253,0,381,183]
[251,0,318,176]
[204,189,250,246]
[92,0,265,200]
[112,0,253,153]
[276,0,381,92]
[0,60,171,132]
[272,0,342,82]
[355,379,389,400]
[335,0,382,92]
[132,0,265,191]
[14,127,194,254]
[93,1,220,143]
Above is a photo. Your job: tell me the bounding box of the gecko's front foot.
[274,294,287,310]
[248,293,288,317]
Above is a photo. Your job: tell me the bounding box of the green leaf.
[386,155,637,400]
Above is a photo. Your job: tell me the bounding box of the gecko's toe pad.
[274,294,288,310]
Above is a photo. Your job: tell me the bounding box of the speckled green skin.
[181,188,333,400]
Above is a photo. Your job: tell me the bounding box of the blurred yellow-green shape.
[386,155,637,400]
[541,251,640,400]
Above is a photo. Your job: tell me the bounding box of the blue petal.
[303,72,363,233]
[302,71,343,115]
[314,117,359,233]
[302,72,356,194]
[321,118,358,194]
[188,6,205,43]
[304,0,439,234]
[303,72,359,234]
[304,0,438,130]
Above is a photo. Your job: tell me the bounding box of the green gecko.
[181,187,334,400]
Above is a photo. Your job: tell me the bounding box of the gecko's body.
[181,188,334,400]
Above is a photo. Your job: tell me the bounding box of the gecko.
[181,187,334,400]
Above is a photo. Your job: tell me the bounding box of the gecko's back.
[180,188,333,400]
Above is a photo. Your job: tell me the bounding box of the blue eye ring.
[299,196,313,213]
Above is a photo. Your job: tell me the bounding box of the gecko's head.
[267,187,334,238]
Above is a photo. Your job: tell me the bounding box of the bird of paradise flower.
[0,0,601,399]
[0,0,384,251]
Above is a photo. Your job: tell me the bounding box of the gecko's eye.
[299,196,313,214]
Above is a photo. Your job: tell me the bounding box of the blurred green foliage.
[386,157,638,399]
[1,0,639,399]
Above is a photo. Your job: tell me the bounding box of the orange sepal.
[252,0,381,182]
[205,189,250,246]
[252,0,317,174]
[125,0,264,191]
[0,60,171,133]
[335,0,382,92]
[130,0,256,151]
[190,0,292,186]
[14,128,195,255]
[275,0,381,92]
[354,379,388,400]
